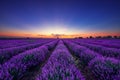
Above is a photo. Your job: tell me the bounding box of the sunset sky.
[0,0,120,38]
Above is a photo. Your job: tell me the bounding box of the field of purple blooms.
[0,39,120,80]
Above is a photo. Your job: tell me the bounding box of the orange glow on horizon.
[0,31,120,38]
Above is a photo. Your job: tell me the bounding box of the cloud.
[51,33,65,38]
[37,34,46,36]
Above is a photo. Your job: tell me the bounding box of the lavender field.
[0,38,120,80]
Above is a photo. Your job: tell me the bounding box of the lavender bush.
[0,38,120,80]
[64,40,101,67]
[0,40,58,80]
[88,57,120,80]
[73,40,120,59]
[36,40,85,80]
[0,40,52,64]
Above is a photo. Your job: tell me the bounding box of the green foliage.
[22,54,34,63]
[0,56,4,64]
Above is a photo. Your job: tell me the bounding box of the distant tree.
[95,36,102,39]
[119,36,120,39]
[103,35,112,39]
[89,36,93,38]
[78,37,83,39]
[107,36,112,38]
[57,37,59,39]
[74,37,77,39]
[26,37,30,39]
[113,36,118,39]
[102,36,106,39]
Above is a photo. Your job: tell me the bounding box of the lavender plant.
[88,57,120,80]
[73,40,120,59]
[36,41,85,80]
[0,40,58,80]
[0,40,52,64]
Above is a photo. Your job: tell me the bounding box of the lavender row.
[0,40,52,64]
[0,39,52,49]
[74,39,120,44]
[64,40,100,67]
[64,40,120,80]
[0,40,32,49]
[36,40,85,80]
[77,39,120,49]
[86,41,120,49]
[72,40,120,59]
[0,40,58,80]
[89,56,120,80]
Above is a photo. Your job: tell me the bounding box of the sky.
[0,0,120,38]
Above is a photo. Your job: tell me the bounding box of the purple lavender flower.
[88,57,120,80]
[36,41,85,80]
[0,40,58,80]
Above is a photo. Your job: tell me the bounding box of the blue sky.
[0,0,120,37]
